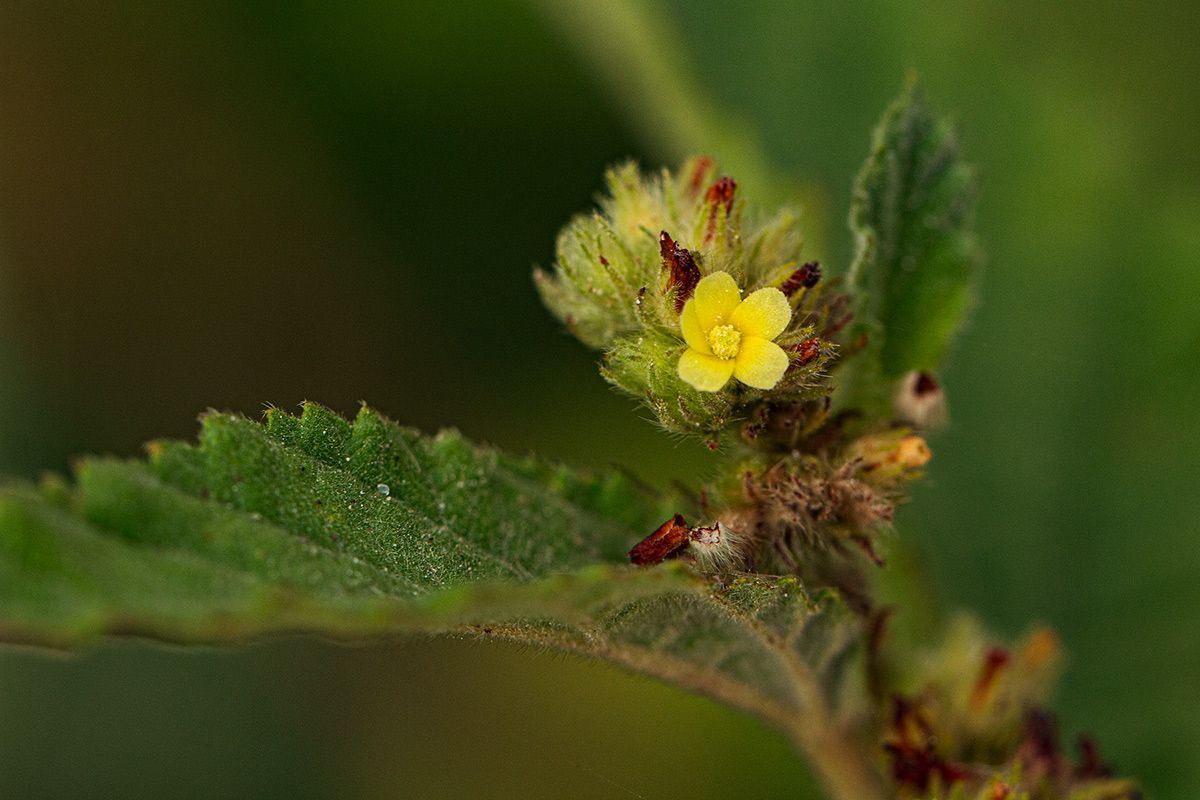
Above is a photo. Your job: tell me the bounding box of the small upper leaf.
[847,75,983,385]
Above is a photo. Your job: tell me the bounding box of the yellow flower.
[677,271,791,392]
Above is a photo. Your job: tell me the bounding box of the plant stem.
[766,616,889,800]
[790,722,889,800]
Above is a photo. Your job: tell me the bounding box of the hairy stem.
[789,722,888,800]
[766,611,889,800]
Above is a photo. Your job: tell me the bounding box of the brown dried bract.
[789,337,821,367]
[686,156,716,199]
[780,261,822,297]
[914,371,940,397]
[660,231,701,312]
[629,514,692,565]
[703,176,737,244]
[884,741,975,791]
[1015,709,1072,784]
[850,532,887,567]
[1076,736,1113,779]
[970,646,1011,709]
[813,291,854,338]
[885,697,975,791]
[895,370,947,428]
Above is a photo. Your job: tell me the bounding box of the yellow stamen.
[707,324,741,359]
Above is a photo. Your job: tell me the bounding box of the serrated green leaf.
[0,402,875,795]
[845,75,983,404]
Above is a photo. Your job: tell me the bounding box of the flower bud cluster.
[541,159,944,604]
[535,158,834,438]
[878,617,1138,798]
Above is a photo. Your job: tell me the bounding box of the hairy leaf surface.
[0,403,864,763]
[846,75,982,408]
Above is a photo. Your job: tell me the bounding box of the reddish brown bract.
[970,646,1011,709]
[884,740,975,791]
[914,370,940,396]
[705,176,737,212]
[686,156,716,199]
[703,176,737,244]
[629,514,692,565]
[790,337,821,366]
[885,697,975,791]
[781,261,822,297]
[660,231,701,312]
[1076,737,1112,779]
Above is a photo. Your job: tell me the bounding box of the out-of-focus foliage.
[0,0,1197,797]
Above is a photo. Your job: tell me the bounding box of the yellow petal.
[730,287,791,341]
[733,337,789,389]
[692,271,741,330]
[679,299,711,354]
[678,348,736,392]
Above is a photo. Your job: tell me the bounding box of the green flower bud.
[600,328,734,438]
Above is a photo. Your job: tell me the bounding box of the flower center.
[707,324,741,360]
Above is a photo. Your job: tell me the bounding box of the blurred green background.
[1,0,1197,797]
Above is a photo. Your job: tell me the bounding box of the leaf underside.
[0,402,860,737]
